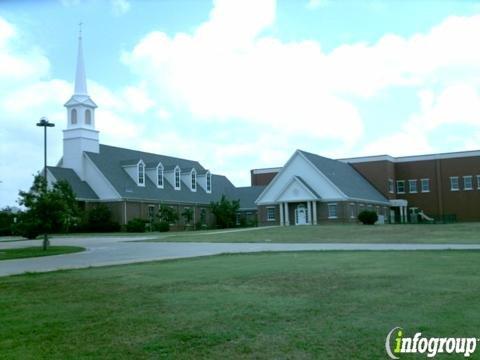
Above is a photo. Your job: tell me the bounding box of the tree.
[157,204,179,224]
[181,207,193,225]
[17,174,80,249]
[209,195,239,229]
[83,204,120,232]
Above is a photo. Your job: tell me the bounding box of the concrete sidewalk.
[1,235,480,277]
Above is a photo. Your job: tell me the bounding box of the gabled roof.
[83,144,254,206]
[298,150,388,203]
[47,166,98,200]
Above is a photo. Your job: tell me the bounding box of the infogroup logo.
[385,327,478,359]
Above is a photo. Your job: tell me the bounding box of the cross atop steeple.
[78,22,83,38]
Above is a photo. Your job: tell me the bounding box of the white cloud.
[111,0,131,16]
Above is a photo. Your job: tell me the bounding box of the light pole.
[36,116,55,250]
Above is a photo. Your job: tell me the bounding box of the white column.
[312,201,317,225]
[307,201,312,225]
[404,206,408,223]
[279,203,284,226]
[400,206,404,223]
[284,202,290,226]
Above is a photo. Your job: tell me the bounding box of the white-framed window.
[157,164,164,188]
[388,179,394,194]
[408,179,417,193]
[477,175,480,190]
[85,109,91,125]
[350,203,355,218]
[450,176,459,191]
[174,166,181,190]
[71,109,77,125]
[463,176,473,190]
[421,178,430,193]
[328,203,337,219]
[396,180,405,194]
[266,207,275,221]
[206,171,212,193]
[191,170,197,191]
[376,206,380,214]
[137,161,145,186]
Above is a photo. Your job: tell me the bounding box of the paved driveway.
[2,234,480,277]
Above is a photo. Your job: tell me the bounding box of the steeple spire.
[74,22,88,96]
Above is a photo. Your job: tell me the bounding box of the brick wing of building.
[253,150,480,225]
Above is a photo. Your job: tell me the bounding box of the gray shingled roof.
[47,166,98,200]
[84,144,256,208]
[226,186,266,210]
[299,150,388,203]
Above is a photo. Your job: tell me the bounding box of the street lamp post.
[36,117,55,250]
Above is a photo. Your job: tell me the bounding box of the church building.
[46,34,263,228]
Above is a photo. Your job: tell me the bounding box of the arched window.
[138,161,145,186]
[71,109,77,125]
[174,167,181,190]
[191,170,197,191]
[206,172,211,193]
[157,165,164,188]
[85,109,91,125]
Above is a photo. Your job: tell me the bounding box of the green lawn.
[0,246,84,260]
[1,251,480,359]
[148,223,480,244]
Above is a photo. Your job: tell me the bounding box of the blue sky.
[1,0,480,207]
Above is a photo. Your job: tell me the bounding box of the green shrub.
[83,204,120,232]
[126,218,147,232]
[358,210,378,225]
[153,221,170,232]
[0,208,16,236]
[12,213,42,239]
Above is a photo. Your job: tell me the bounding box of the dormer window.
[157,164,164,188]
[191,170,197,191]
[174,166,181,190]
[138,161,145,186]
[85,109,91,125]
[71,109,77,124]
[206,171,211,193]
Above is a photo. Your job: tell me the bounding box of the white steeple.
[74,24,88,96]
[62,25,99,180]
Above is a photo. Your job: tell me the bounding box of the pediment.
[276,176,319,202]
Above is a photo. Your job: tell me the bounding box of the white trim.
[408,179,417,194]
[388,178,394,194]
[340,149,480,164]
[137,160,145,187]
[251,167,282,175]
[156,163,164,189]
[463,175,473,191]
[274,176,319,203]
[420,178,430,193]
[191,169,197,192]
[327,203,338,219]
[396,180,405,194]
[450,176,459,191]
[266,206,276,221]
[477,175,480,190]
[174,166,181,190]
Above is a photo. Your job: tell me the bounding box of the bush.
[126,218,147,232]
[153,221,170,232]
[358,210,378,225]
[82,204,120,232]
[12,213,42,239]
[0,208,16,236]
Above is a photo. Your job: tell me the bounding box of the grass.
[1,251,480,359]
[146,222,480,244]
[0,246,84,260]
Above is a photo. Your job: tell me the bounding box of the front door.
[296,204,307,225]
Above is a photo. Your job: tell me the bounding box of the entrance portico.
[274,176,320,226]
[390,199,408,223]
